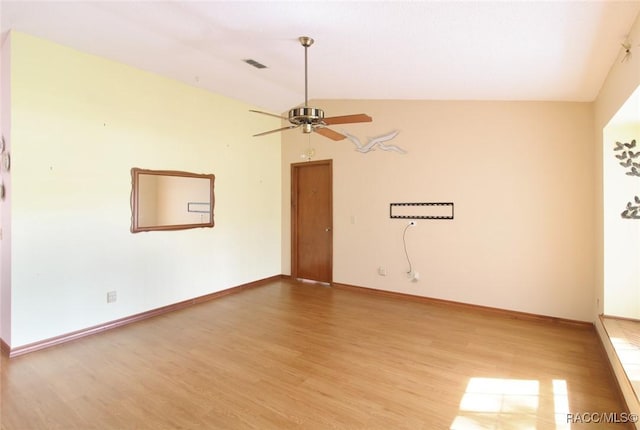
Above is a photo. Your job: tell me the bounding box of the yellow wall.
[282,99,595,322]
[6,32,281,347]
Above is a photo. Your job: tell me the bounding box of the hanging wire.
[402,223,412,274]
[305,133,315,161]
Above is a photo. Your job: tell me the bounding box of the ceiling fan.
[250,36,373,141]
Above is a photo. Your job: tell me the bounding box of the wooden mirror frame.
[130,168,215,233]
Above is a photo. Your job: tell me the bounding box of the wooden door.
[291,160,332,283]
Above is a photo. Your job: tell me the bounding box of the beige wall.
[283,99,595,322]
[5,32,282,348]
[155,175,211,226]
[137,173,159,227]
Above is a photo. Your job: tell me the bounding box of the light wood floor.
[1,280,630,429]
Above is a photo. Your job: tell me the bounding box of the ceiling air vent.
[243,59,267,69]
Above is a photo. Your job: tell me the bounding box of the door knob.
[325,227,331,232]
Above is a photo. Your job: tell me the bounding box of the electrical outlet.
[407,270,419,281]
[107,290,117,303]
[378,267,387,276]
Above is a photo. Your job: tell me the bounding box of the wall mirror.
[131,168,215,233]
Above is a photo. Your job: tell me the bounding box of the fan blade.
[249,109,288,120]
[253,125,299,137]
[314,127,346,141]
[323,113,372,125]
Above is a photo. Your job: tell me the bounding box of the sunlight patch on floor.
[450,377,571,430]
[610,335,640,396]
[552,379,571,429]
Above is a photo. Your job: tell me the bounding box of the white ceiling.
[2,1,640,113]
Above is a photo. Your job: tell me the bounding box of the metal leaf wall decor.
[614,139,640,219]
[622,196,640,219]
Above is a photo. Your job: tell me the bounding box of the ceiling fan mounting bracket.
[299,36,314,48]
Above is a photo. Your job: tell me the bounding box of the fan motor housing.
[289,107,324,131]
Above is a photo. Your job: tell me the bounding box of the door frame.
[291,159,333,283]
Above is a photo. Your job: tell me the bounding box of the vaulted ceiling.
[2,1,640,113]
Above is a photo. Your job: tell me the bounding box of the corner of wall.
[0,30,12,347]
